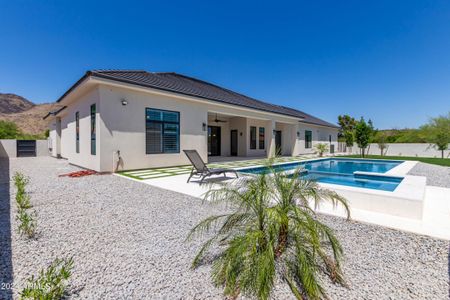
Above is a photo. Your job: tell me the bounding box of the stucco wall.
[0,140,16,158]
[348,143,450,158]
[98,85,209,172]
[0,140,50,158]
[59,88,100,170]
[293,123,339,155]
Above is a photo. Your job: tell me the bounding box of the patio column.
[266,120,276,158]
[290,123,300,156]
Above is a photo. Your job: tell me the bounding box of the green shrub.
[16,209,37,238]
[0,120,21,139]
[13,172,37,238]
[20,257,74,300]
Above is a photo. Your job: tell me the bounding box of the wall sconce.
[240,132,243,136]
[297,131,300,139]
[202,122,207,131]
[273,129,277,135]
[121,98,128,106]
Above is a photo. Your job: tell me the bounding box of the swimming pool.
[239,158,404,191]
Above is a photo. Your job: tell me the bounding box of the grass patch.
[341,155,450,167]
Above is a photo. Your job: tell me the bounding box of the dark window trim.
[75,111,80,153]
[250,126,257,150]
[90,104,96,155]
[145,108,180,154]
[258,127,265,149]
[305,130,312,149]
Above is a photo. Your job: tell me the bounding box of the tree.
[376,132,388,156]
[354,117,372,157]
[420,113,450,159]
[188,163,350,300]
[0,120,21,139]
[314,143,329,157]
[338,115,356,148]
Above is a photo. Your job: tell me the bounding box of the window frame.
[145,108,180,154]
[305,130,312,149]
[90,104,96,155]
[250,126,257,150]
[258,127,265,149]
[75,111,80,153]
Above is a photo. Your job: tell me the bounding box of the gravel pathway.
[408,162,450,188]
[1,157,449,299]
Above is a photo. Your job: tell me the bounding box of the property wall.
[59,88,100,170]
[98,85,208,172]
[0,140,50,158]
[347,143,450,158]
[0,140,16,158]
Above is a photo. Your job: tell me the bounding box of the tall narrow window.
[250,126,256,149]
[305,130,312,148]
[146,108,180,154]
[259,127,265,149]
[90,104,96,155]
[75,111,80,153]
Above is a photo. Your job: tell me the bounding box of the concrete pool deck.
[117,158,450,240]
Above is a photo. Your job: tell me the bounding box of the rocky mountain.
[0,93,35,114]
[0,93,53,136]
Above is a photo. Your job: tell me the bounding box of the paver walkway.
[119,156,310,180]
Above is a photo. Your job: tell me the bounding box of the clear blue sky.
[1,0,449,129]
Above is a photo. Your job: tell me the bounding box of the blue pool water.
[240,158,404,191]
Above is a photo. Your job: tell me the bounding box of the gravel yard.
[1,157,449,299]
[408,162,450,188]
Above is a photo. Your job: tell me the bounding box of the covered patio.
[206,111,300,161]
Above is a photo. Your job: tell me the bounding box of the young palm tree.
[187,163,350,300]
[314,143,329,157]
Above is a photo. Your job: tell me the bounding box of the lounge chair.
[183,150,239,184]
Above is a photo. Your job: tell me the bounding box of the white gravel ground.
[408,162,450,188]
[1,157,449,299]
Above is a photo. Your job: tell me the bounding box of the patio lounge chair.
[183,150,239,184]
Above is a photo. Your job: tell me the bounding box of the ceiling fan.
[212,113,227,123]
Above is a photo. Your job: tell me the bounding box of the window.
[305,130,312,148]
[146,108,180,154]
[75,111,80,153]
[250,126,256,149]
[90,104,96,155]
[259,127,265,149]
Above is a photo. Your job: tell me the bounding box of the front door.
[230,130,238,156]
[275,130,282,155]
[208,126,221,156]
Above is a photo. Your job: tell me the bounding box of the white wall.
[293,123,339,156]
[0,140,50,158]
[59,88,100,170]
[348,143,450,158]
[98,85,208,172]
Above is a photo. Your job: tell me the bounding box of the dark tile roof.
[59,70,338,128]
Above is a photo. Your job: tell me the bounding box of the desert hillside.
[0,93,53,135]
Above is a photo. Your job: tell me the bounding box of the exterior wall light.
[202,122,207,131]
[297,131,301,139]
[121,99,128,106]
[273,129,277,135]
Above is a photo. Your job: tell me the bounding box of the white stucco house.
[45,70,339,172]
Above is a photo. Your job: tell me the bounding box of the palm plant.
[187,163,350,300]
[314,143,329,157]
